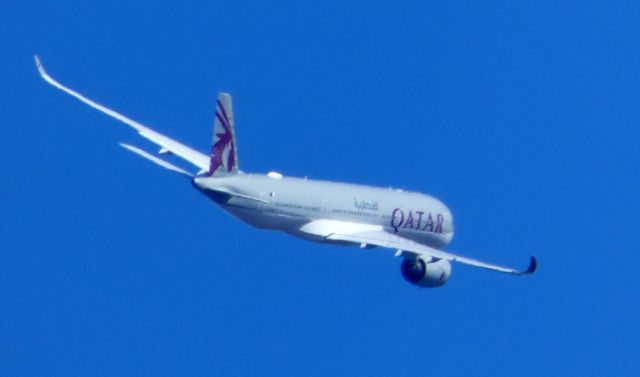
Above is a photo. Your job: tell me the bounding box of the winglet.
[34,55,53,84]
[522,256,537,275]
[34,55,44,75]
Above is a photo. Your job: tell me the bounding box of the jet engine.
[400,258,451,288]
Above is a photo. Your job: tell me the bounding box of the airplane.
[35,56,536,288]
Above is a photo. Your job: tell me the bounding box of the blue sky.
[2,1,640,376]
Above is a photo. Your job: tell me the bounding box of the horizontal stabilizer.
[119,143,192,178]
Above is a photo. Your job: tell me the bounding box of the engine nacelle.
[400,258,451,288]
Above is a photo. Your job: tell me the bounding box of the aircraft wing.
[299,219,536,275]
[34,56,210,172]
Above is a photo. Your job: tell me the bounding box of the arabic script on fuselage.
[354,199,379,211]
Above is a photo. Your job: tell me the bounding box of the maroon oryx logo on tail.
[208,98,236,175]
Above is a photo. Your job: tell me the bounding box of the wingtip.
[34,54,47,77]
[524,256,537,275]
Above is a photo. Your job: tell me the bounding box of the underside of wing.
[35,56,210,172]
[300,219,536,275]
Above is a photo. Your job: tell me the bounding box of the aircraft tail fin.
[207,93,239,176]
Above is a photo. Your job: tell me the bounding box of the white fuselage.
[193,173,454,249]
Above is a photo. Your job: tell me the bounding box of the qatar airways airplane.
[35,56,536,288]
